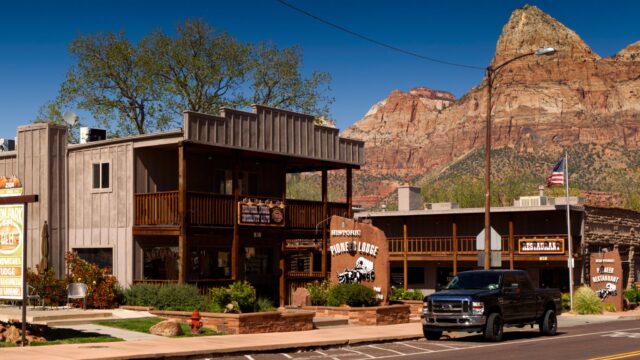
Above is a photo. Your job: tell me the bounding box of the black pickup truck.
[422,269,562,342]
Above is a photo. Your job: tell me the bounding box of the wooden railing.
[188,192,234,226]
[134,191,179,225]
[286,271,324,278]
[389,235,566,256]
[135,191,349,229]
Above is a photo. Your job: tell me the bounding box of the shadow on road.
[440,331,567,343]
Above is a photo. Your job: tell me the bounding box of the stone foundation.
[390,300,423,320]
[303,304,410,325]
[149,310,315,335]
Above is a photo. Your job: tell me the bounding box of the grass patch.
[32,327,123,346]
[95,317,221,337]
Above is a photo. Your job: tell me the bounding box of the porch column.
[403,217,408,290]
[509,216,515,270]
[453,216,458,275]
[628,245,637,289]
[231,158,240,280]
[346,167,353,218]
[279,240,286,307]
[178,143,187,284]
[321,169,328,277]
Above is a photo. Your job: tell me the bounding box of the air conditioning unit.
[79,127,107,144]
[0,139,15,152]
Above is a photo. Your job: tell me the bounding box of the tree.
[248,43,333,117]
[60,32,172,136]
[145,20,252,116]
[33,99,82,143]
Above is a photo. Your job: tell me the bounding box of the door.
[501,273,520,321]
[243,243,278,303]
[516,273,537,320]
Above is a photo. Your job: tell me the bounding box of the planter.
[302,304,410,325]
[390,300,423,319]
[149,309,315,334]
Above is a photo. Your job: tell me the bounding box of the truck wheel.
[540,309,557,336]
[483,313,504,342]
[423,327,442,341]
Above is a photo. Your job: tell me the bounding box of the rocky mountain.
[343,5,640,209]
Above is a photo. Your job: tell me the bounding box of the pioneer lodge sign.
[329,216,389,303]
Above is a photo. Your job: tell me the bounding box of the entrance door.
[243,243,279,303]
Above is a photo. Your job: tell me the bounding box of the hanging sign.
[238,198,285,226]
[0,183,25,299]
[518,237,565,254]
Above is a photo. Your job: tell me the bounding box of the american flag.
[547,157,565,187]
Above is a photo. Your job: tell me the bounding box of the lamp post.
[483,47,556,270]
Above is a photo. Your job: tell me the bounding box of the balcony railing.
[388,235,567,256]
[134,192,349,229]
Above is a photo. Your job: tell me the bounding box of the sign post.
[0,183,38,347]
[477,227,501,267]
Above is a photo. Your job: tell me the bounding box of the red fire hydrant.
[190,309,203,334]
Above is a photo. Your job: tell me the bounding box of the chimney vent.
[398,185,422,211]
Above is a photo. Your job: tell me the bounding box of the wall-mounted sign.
[0,204,25,300]
[590,249,623,311]
[238,198,285,227]
[518,238,565,254]
[329,216,389,303]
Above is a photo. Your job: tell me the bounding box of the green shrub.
[327,283,378,307]
[27,267,67,306]
[623,284,639,304]
[573,286,603,315]
[207,281,256,313]
[255,297,276,312]
[389,288,424,301]
[306,281,331,306]
[156,284,203,311]
[604,303,617,312]
[561,293,571,311]
[123,283,161,307]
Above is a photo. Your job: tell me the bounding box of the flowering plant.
[65,252,119,309]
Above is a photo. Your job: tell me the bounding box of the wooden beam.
[132,226,180,236]
[509,216,515,270]
[231,157,240,280]
[279,240,286,307]
[403,217,408,290]
[178,143,187,284]
[346,168,353,218]
[0,195,38,204]
[453,216,458,275]
[321,169,328,277]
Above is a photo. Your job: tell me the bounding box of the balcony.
[134,191,349,229]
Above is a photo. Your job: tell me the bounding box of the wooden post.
[279,240,286,307]
[453,216,458,275]
[178,143,187,284]
[346,167,353,218]
[403,217,408,290]
[231,158,240,280]
[509,216,515,270]
[321,169,328,277]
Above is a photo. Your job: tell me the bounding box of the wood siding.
[184,106,364,166]
[68,142,134,284]
[16,124,67,276]
[0,152,18,175]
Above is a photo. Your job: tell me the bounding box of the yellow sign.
[0,204,25,299]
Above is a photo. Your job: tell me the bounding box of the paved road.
[213,320,640,360]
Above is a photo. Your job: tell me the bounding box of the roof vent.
[426,202,459,210]
[79,127,107,144]
[0,139,15,152]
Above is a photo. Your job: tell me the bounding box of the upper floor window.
[92,162,110,189]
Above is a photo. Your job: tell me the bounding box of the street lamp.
[483,47,556,270]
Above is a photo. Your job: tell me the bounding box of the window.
[75,248,113,271]
[92,162,110,189]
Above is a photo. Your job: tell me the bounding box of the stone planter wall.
[149,310,315,335]
[303,304,410,325]
[390,300,423,319]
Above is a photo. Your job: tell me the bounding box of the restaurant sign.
[238,198,285,227]
[329,216,389,303]
[590,249,623,311]
[518,238,564,254]
[0,183,25,300]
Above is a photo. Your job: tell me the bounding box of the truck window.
[502,274,517,288]
[516,273,534,290]
[446,272,502,290]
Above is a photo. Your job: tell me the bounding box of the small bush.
[623,284,639,304]
[604,303,617,312]
[573,286,603,315]
[123,283,161,307]
[561,293,571,311]
[65,252,119,309]
[255,297,276,312]
[306,281,331,306]
[155,284,203,311]
[389,288,424,301]
[207,281,256,313]
[27,267,67,306]
[327,283,378,307]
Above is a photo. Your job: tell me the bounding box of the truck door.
[501,273,520,321]
[516,273,537,320]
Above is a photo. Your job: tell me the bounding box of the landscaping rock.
[291,287,310,307]
[149,319,183,337]
[4,325,21,343]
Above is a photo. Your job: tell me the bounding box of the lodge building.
[0,105,364,305]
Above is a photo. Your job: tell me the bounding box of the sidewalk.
[1,313,638,359]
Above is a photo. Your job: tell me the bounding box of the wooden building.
[1,106,364,306]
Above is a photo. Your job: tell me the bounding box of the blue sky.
[1,0,639,136]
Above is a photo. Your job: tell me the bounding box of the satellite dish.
[62,111,79,126]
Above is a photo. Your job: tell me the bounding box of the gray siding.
[0,152,18,175]
[15,124,67,276]
[68,142,134,284]
[184,106,364,166]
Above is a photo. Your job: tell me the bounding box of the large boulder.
[149,319,183,337]
[4,325,21,343]
[291,287,310,307]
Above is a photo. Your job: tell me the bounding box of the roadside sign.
[477,251,503,268]
[476,227,502,251]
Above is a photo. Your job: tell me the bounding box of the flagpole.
[565,151,574,310]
